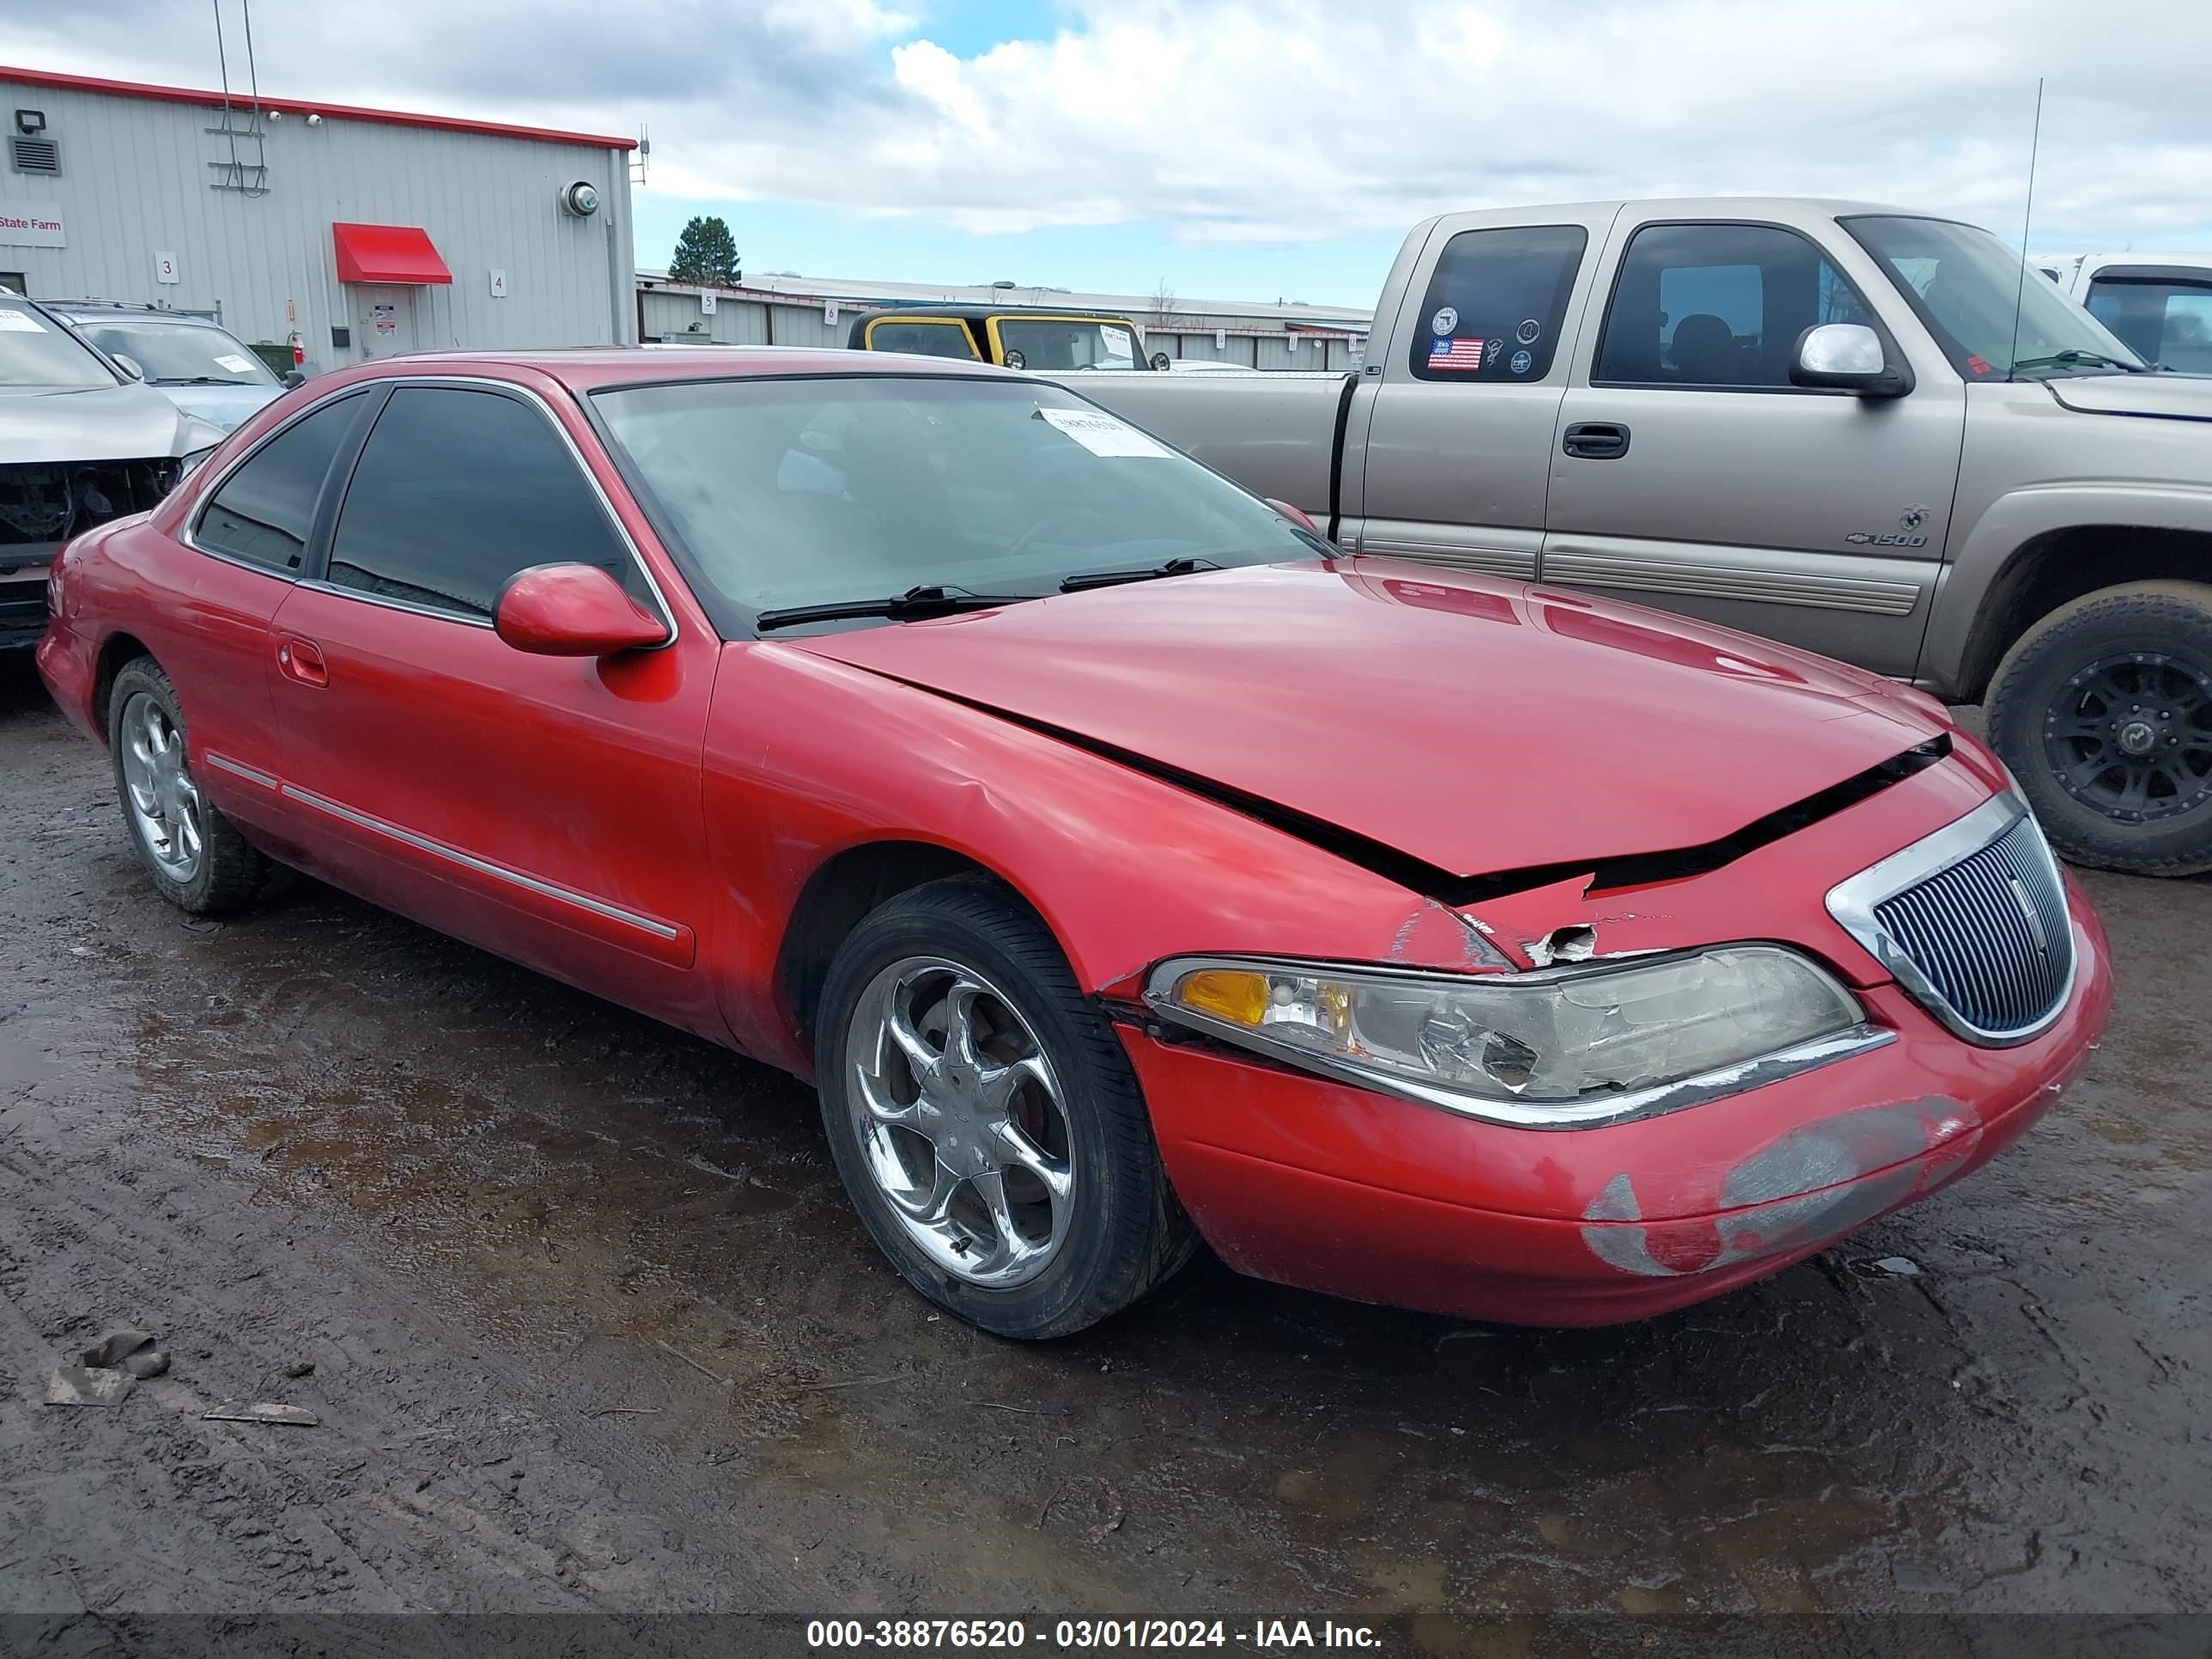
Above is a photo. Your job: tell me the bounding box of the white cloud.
[6,0,2209,257]
[763,0,919,51]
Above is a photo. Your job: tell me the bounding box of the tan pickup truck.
[1056,197,2212,877]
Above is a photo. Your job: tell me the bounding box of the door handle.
[1562,422,1631,459]
[276,635,328,688]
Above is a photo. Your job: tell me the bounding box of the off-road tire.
[1988,580,2212,877]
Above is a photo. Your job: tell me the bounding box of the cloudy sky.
[5,0,2208,305]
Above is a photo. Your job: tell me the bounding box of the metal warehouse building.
[637,269,1373,370]
[0,65,637,373]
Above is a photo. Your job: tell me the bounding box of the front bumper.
[0,570,46,653]
[1123,886,2112,1327]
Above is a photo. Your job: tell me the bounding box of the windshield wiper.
[154,376,232,386]
[2008,349,2151,377]
[1059,556,1220,592]
[754,584,1031,630]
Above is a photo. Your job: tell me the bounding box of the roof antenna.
[2005,76,2045,382]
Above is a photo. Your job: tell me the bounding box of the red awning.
[331,222,452,286]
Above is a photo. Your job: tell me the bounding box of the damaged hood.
[794,560,1951,882]
[0,381,223,463]
[2043,374,2212,422]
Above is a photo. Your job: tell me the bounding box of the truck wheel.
[107,657,271,913]
[815,877,1194,1339]
[1987,580,2212,876]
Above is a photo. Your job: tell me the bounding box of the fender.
[699,641,1515,1074]
[1923,477,2212,695]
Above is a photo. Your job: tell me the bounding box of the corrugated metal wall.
[0,76,635,368]
[637,291,1366,371]
[636,288,848,349]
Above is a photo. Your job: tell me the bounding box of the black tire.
[1988,580,2212,877]
[106,656,270,914]
[815,877,1194,1339]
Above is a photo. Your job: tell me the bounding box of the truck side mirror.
[1790,323,1912,398]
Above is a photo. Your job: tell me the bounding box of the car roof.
[325,343,1026,392]
[860,303,1140,323]
[45,301,226,324]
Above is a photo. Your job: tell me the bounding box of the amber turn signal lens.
[1176,969,1269,1027]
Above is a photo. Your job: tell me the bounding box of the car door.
[1349,205,1617,580]
[265,375,726,1037]
[161,389,376,847]
[1542,214,1965,678]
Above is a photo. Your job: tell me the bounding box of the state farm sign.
[0,201,66,247]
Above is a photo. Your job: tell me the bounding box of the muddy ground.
[1,650,2206,1656]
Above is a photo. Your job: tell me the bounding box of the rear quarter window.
[1407,225,1587,382]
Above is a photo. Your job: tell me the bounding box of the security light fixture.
[14,110,45,136]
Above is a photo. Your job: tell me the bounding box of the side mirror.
[283,368,306,388]
[495,563,668,657]
[112,353,147,382]
[1266,497,1322,536]
[1790,323,1911,398]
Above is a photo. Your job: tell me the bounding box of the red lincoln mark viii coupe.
[38,348,2111,1339]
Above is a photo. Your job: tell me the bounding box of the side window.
[327,386,638,619]
[1596,223,1875,388]
[2087,281,2212,374]
[1407,225,1586,381]
[194,393,367,573]
[866,319,979,359]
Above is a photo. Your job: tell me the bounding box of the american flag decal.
[1428,337,1484,370]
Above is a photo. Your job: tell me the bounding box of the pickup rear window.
[1407,225,1585,382]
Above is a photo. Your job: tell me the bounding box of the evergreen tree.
[668,216,741,287]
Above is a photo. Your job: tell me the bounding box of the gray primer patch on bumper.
[1581,1097,1977,1279]
[1723,1097,1976,1209]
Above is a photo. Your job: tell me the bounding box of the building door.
[352,286,418,360]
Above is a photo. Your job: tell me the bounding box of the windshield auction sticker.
[1036,406,1173,459]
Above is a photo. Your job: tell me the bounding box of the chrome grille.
[1827,795,2075,1047]
[1873,815,2073,1037]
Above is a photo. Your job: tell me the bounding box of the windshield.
[0,295,118,389]
[997,317,1139,371]
[1842,215,2146,379]
[593,376,1320,625]
[66,316,279,386]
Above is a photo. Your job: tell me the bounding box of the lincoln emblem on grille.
[2008,877,2051,953]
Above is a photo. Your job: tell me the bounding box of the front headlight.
[1145,947,1877,1127]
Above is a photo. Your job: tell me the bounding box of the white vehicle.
[0,291,224,650]
[2038,252,2212,374]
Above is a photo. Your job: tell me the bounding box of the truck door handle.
[276,635,328,688]
[1562,422,1631,459]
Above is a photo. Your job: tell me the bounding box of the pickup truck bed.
[1047,370,1353,529]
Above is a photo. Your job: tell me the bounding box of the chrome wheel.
[118,690,204,882]
[843,956,1075,1289]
